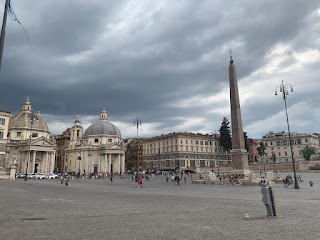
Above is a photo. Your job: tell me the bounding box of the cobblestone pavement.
[0,172,320,240]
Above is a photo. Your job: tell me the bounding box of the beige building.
[143,132,230,172]
[65,108,126,175]
[0,109,11,167]
[262,131,320,163]
[6,97,56,174]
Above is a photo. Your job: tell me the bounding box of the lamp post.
[134,116,141,171]
[275,79,299,189]
[208,134,213,172]
[0,0,9,71]
[24,113,37,181]
[216,136,220,176]
[77,151,81,177]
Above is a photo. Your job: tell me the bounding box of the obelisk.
[228,50,250,176]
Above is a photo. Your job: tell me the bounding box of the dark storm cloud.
[0,0,319,138]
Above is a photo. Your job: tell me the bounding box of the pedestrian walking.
[138,176,143,188]
[65,175,69,188]
[166,175,169,183]
[110,174,113,183]
[184,176,187,183]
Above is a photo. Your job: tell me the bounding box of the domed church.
[65,108,126,175]
[7,97,56,174]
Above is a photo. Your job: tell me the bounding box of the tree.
[257,141,266,163]
[219,117,232,152]
[301,146,316,161]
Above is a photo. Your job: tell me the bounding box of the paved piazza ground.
[1,172,320,240]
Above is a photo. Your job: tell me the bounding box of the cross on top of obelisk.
[229,49,233,63]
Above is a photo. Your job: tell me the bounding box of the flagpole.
[0,0,9,71]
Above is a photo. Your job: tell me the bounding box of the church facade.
[7,98,56,174]
[64,108,126,175]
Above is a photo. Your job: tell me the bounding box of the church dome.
[84,108,121,137]
[9,97,49,132]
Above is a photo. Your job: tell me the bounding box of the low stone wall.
[249,162,294,172]
[197,161,320,174]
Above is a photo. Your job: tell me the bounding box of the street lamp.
[134,116,141,171]
[24,113,38,181]
[275,79,299,189]
[213,132,220,176]
[208,134,213,172]
[77,153,81,177]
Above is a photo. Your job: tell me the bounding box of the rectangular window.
[195,140,199,144]
[191,140,193,144]
[270,142,273,146]
[32,133,38,138]
[200,141,203,145]
[283,140,288,145]
[186,146,188,151]
[278,152,281,156]
[108,139,112,143]
[305,139,308,143]
[0,118,5,125]
[276,141,281,146]
[297,139,301,144]
[285,152,287,156]
[186,139,188,144]
[0,131,3,139]
[94,138,99,143]
[17,132,21,137]
[205,141,208,145]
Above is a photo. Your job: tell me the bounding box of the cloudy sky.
[0,0,319,139]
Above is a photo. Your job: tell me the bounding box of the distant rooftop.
[0,108,10,114]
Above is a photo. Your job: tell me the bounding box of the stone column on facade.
[228,55,250,176]
[103,154,107,173]
[108,154,112,173]
[22,152,26,173]
[50,152,55,173]
[32,151,36,174]
[121,154,125,174]
[118,154,121,174]
[44,152,48,174]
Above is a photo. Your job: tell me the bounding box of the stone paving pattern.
[0,173,320,240]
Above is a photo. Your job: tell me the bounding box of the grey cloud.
[1,0,319,139]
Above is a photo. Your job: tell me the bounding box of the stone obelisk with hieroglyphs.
[228,51,250,176]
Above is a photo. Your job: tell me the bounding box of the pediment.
[101,142,125,150]
[31,137,55,147]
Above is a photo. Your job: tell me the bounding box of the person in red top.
[137,176,143,188]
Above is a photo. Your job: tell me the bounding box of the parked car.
[45,174,58,179]
[35,173,45,179]
[27,174,36,179]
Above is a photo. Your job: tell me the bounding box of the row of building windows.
[144,146,217,154]
[265,151,302,157]
[266,138,309,146]
[147,139,216,148]
[93,138,114,143]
